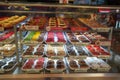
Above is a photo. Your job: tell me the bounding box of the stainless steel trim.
[0,10,92,14]
[0,2,120,9]
[0,73,120,78]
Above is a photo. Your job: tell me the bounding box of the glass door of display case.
[0,1,120,80]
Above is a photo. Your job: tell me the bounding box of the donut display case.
[0,1,119,80]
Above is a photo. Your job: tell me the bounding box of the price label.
[25,25,39,30]
[23,41,30,44]
[95,28,110,32]
[75,56,80,59]
[0,69,4,73]
[99,41,111,46]
[98,55,110,59]
[23,42,36,46]
[51,43,62,46]
[69,56,85,60]
[24,43,32,46]
[0,27,4,31]
[30,41,38,45]
[69,56,77,59]
[51,56,62,59]
[81,43,90,46]
[27,69,39,73]
[73,42,79,45]
[75,69,87,72]
[79,56,87,60]
[98,68,109,72]
[32,41,38,44]
[24,55,33,58]
[51,70,62,73]
[0,55,3,59]
[46,26,51,31]
[30,69,40,73]
[24,55,30,58]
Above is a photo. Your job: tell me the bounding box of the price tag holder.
[0,27,4,31]
[99,41,111,46]
[95,40,111,46]
[23,41,30,44]
[51,56,63,59]
[79,56,87,60]
[23,55,30,58]
[24,55,34,58]
[75,56,80,59]
[98,68,109,72]
[23,40,28,43]
[26,69,39,73]
[75,68,87,72]
[95,28,110,32]
[25,25,39,30]
[0,55,3,59]
[51,70,62,73]
[33,69,40,73]
[98,55,110,59]
[0,69,4,73]
[81,42,90,46]
[51,43,62,46]
[72,42,80,45]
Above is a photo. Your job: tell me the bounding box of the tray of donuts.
[65,32,80,45]
[66,58,89,73]
[45,58,67,73]
[66,44,88,59]
[84,57,111,72]
[44,44,67,59]
[22,31,45,45]
[73,32,91,46]
[22,44,45,59]
[21,58,45,73]
[0,44,16,57]
[45,31,67,45]
[0,56,17,73]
